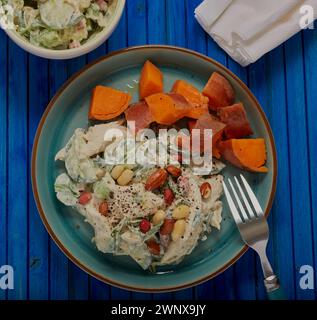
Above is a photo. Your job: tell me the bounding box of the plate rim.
[31,45,277,293]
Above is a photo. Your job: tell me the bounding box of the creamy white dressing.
[2,0,118,49]
[54,122,225,270]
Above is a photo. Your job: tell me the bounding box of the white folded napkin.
[195,0,317,66]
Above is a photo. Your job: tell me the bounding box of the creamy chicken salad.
[54,122,225,270]
[2,0,117,49]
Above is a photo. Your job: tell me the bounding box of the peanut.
[96,168,106,179]
[171,220,186,241]
[152,210,166,225]
[111,165,125,180]
[172,204,190,220]
[117,169,134,186]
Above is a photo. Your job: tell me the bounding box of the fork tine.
[222,181,243,224]
[234,176,256,219]
[240,174,264,216]
[228,178,249,221]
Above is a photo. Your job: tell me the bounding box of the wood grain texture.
[7,42,28,300]
[0,0,316,300]
[266,45,296,300]
[48,60,69,300]
[302,28,317,300]
[0,29,8,301]
[28,55,49,300]
[284,33,315,300]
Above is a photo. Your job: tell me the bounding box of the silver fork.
[222,174,285,300]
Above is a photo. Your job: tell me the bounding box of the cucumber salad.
[54,122,225,270]
[2,0,117,49]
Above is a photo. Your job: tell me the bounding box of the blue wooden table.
[0,0,317,300]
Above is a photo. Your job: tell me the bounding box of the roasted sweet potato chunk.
[172,80,209,119]
[145,93,191,125]
[218,103,253,139]
[139,60,163,100]
[202,72,235,110]
[219,139,268,173]
[89,86,131,120]
[125,101,154,133]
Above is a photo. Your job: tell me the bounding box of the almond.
[166,165,182,178]
[145,168,168,191]
[200,182,212,199]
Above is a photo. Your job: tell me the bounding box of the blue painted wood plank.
[195,282,215,300]
[147,0,166,44]
[7,40,28,300]
[66,56,90,300]
[284,32,315,300]
[89,278,110,300]
[302,27,317,300]
[48,60,69,300]
[87,43,107,62]
[173,288,194,300]
[266,45,296,299]
[214,265,236,300]
[131,292,151,300]
[0,30,8,301]
[107,6,127,51]
[185,0,206,52]
[127,0,147,46]
[153,293,173,300]
[166,0,186,47]
[68,262,89,300]
[206,33,226,66]
[28,55,49,299]
[228,59,257,300]
[110,287,131,300]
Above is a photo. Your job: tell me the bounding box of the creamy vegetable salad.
[54,122,225,270]
[2,0,117,49]
[53,58,268,271]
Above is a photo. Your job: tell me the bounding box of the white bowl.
[5,0,126,60]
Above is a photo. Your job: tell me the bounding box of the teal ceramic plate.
[32,45,277,292]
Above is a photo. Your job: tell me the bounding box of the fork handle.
[264,275,286,300]
[257,248,287,300]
